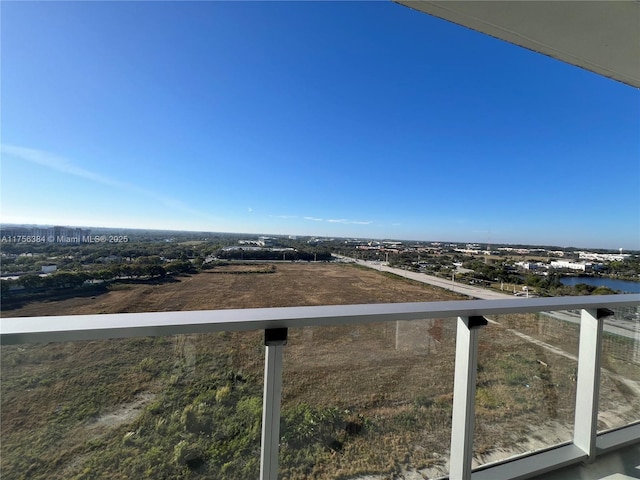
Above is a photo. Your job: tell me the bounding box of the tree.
[18,274,43,290]
[0,279,18,298]
[136,255,163,265]
[45,272,87,289]
[146,265,167,278]
[166,260,195,275]
[592,286,616,295]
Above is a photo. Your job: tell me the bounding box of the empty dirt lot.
[2,263,466,317]
[2,264,637,479]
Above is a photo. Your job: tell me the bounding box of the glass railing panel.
[598,305,640,432]
[279,318,457,479]
[0,331,264,479]
[473,311,580,467]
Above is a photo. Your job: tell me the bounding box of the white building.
[578,251,631,262]
[516,261,542,270]
[550,260,594,272]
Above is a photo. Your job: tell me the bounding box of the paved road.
[334,255,513,300]
[334,255,640,340]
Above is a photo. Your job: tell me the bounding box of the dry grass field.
[1,263,638,479]
[3,263,463,317]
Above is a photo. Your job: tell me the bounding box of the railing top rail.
[1,294,638,345]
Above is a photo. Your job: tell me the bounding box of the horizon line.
[1,222,637,253]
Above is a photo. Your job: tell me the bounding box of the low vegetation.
[1,264,638,479]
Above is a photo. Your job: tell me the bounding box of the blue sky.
[1,1,638,249]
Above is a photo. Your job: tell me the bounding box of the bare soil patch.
[3,263,465,317]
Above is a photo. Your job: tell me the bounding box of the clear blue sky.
[2,1,638,250]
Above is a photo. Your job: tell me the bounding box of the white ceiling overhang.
[395,0,640,88]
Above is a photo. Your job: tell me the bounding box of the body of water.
[560,276,640,293]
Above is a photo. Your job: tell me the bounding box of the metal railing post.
[449,316,487,480]
[573,308,611,461]
[260,328,287,480]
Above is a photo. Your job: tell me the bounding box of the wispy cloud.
[1,144,216,220]
[327,218,373,225]
[273,215,372,226]
[303,216,372,225]
[3,144,127,190]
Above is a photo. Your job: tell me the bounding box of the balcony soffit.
[395,0,640,88]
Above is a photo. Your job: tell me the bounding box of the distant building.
[258,236,276,246]
[577,251,630,262]
[238,240,262,246]
[454,248,482,255]
[516,261,542,270]
[550,260,595,272]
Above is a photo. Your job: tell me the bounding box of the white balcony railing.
[2,293,639,480]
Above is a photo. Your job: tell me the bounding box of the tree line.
[0,260,199,300]
[217,249,332,262]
